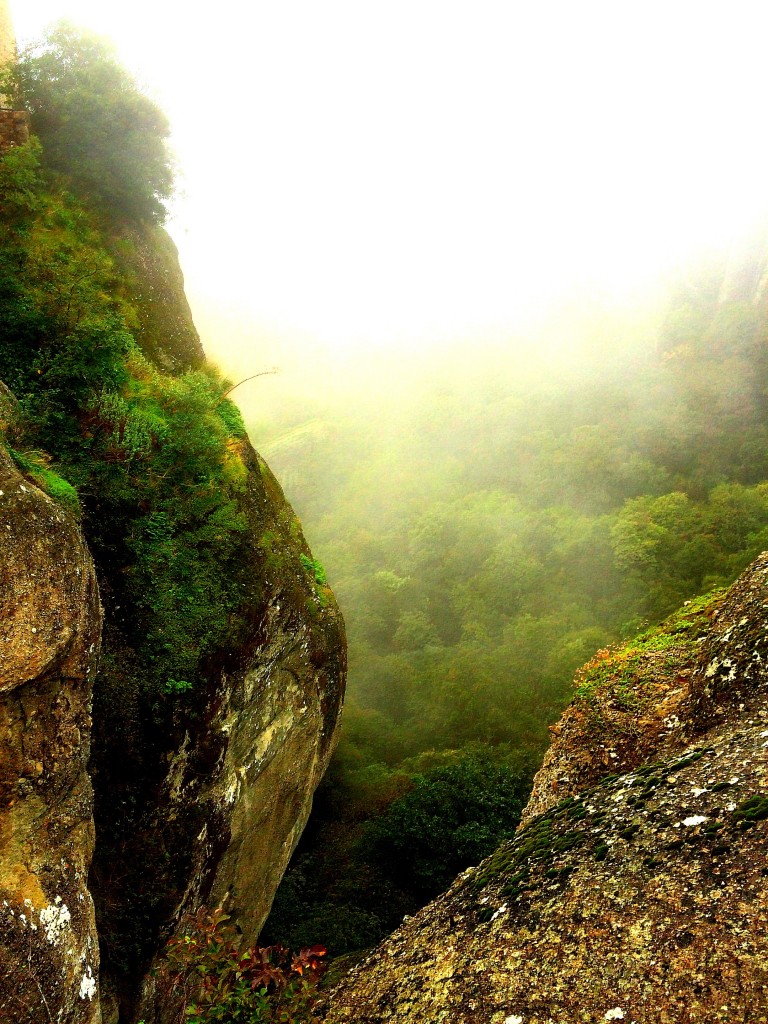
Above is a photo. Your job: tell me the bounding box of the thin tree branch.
[221,369,279,399]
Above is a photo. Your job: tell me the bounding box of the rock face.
[104,445,346,1024]
[109,222,206,372]
[0,415,102,1022]
[324,556,768,1023]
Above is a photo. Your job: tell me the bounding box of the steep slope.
[323,555,768,1023]
[0,386,102,1024]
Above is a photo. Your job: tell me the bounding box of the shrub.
[7,446,80,517]
[159,907,325,1024]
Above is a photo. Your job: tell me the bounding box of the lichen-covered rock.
[0,437,102,1022]
[522,590,726,824]
[323,556,768,1023]
[125,446,345,1024]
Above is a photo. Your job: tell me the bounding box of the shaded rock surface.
[324,555,768,1023]
[105,445,346,1024]
[0,424,102,1022]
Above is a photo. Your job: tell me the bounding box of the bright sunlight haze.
[13,1,768,364]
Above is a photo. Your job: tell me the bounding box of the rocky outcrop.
[0,109,30,152]
[324,556,768,1023]
[97,444,345,1024]
[521,590,725,824]
[108,222,205,371]
[0,407,102,1022]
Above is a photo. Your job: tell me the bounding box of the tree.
[7,22,174,221]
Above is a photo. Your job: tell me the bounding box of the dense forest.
[257,257,768,957]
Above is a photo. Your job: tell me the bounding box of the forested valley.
[254,258,768,959]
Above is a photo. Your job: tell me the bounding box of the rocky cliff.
[0,387,102,1023]
[126,445,346,1024]
[323,555,768,1023]
[0,197,346,1023]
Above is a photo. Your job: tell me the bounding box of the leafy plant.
[159,906,325,1024]
[163,678,193,697]
[300,553,327,586]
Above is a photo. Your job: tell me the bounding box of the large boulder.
[110,444,346,1024]
[0,422,102,1023]
[323,556,768,1023]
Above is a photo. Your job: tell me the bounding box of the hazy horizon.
[13,0,768,406]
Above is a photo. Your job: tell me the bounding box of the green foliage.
[612,484,768,619]
[6,446,80,517]
[300,553,327,586]
[217,396,247,438]
[261,744,534,956]
[7,22,174,221]
[362,748,531,899]
[90,353,253,691]
[158,907,325,1024]
[0,140,132,448]
[163,678,193,696]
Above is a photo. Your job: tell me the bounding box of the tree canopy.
[6,22,174,222]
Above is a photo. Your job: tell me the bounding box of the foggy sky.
[13,1,768,387]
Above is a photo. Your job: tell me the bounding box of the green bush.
[6,446,80,517]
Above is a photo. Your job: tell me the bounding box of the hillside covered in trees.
[258,251,768,956]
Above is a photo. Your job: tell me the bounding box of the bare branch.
[221,369,279,399]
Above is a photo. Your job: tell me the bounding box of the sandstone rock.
[0,437,102,1023]
[323,555,768,1023]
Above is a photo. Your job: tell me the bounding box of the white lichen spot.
[682,815,707,827]
[491,904,508,921]
[604,1010,625,1021]
[40,901,71,944]
[691,787,707,797]
[506,1016,524,1024]
[79,966,96,1001]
